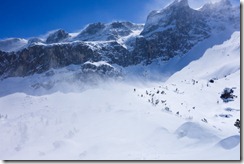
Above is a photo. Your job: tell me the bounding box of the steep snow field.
[0,32,240,160]
[123,26,239,81]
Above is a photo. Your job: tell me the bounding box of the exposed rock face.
[0,41,130,78]
[0,50,16,76]
[200,0,240,30]
[0,0,240,78]
[74,21,143,41]
[131,0,239,63]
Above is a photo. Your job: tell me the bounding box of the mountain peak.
[169,0,189,8]
[46,29,69,44]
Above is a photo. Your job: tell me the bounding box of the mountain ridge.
[0,0,239,78]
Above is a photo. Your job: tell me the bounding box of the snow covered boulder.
[175,122,218,142]
[217,135,240,150]
[81,61,122,78]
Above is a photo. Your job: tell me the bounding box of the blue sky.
[0,0,239,39]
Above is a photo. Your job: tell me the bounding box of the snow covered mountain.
[0,0,240,160]
[132,0,239,63]
[73,21,143,42]
[0,0,239,78]
[0,21,141,78]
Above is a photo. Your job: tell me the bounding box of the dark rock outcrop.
[0,41,130,78]
[81,61,121,77]
[75,21,143,41]
[131,0,239,64]
[46,29,70,44]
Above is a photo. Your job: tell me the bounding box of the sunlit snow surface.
[0,32,240,160]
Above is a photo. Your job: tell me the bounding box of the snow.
[0,75,240,159]
[0,38,28,52]
[217,135,240,150]
[137,29,240,79]
[175,122,219,141]
[168,31,240,81]
[83,61,112,67]
[69,32,80,38]
[0,1,240,159]
[0,31,240,160]
[117,29,142,50]
[122,29,238,82]
[71,22,144,44]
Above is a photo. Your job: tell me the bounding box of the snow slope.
[0,32,240,160]
[0,80,240,160]
[168,31,240,81]
[122,27,238,81]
